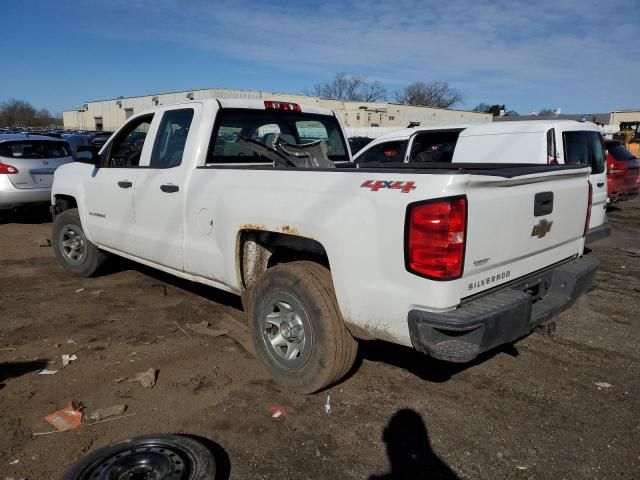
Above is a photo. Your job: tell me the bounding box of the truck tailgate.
[460,167,590,298]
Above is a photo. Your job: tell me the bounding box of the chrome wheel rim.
[59,224,88,266]
[261,292,311,369]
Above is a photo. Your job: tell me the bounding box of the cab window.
[356,140,407,164]
[104,115,153,167]
[150,109,194,168]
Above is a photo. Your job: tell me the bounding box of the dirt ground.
[1,199,639,480]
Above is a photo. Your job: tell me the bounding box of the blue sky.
[2,0,639,115]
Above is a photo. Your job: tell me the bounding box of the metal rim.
[261,291,312,369]
[58,223,88,266]
[78,442,193,479]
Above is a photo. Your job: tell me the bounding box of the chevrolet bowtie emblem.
[531,219,553,238]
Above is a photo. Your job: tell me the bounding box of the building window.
[389,116,395,121]
[367,113,371,122]
[356,113,360,121]
[94,117,103,131]
[124,108,134,119]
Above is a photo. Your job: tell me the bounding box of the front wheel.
[52,208,107,277]
[248,261,358,394]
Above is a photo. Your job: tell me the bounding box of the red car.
[605,140,639,202]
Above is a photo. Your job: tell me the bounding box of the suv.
[0,134,73,212]
[605,140,639,202]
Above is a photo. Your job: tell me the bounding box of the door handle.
[597,182,605,187]
[160,184,179,193]
[117,180,133,189]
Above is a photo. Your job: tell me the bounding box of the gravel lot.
[1,199,639,479]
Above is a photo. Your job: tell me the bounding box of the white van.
[353,120,610,243]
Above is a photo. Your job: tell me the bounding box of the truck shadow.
[354,340,519,383]
[0,205,52,225]
[369,408,460,480]
[0,360,49,389]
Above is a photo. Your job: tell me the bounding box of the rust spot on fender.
[281,225,300,235]
[240,224,267,231]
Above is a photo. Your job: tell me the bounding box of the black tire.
[63,434,216,480]
[248,260,358,394]
[52,208,106,277]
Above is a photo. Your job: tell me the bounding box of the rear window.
[0,140,71,159]
[607,144,636,161]
[562,131,605,174]
[409,130,461,163]
[208,109,348,164]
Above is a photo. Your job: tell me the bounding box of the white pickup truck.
[51,99,598,393]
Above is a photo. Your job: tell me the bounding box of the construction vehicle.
[613,122,640,156]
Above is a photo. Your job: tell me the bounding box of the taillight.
[264,100,301,112]
[584,181,592,237]
[406,196,467,280]
[0,162,19,174]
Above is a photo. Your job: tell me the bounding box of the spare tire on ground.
[63,434,216,480]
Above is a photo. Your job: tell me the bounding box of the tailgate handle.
[534,192,554,216]
[117,180,133,189]
[597,182,604,187]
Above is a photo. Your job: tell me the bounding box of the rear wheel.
[248,261,358,394]
[52,208,106,277]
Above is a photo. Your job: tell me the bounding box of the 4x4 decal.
[360,180,416,193]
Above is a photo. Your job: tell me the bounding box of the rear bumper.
[585,223,612,244]
[408,255,599,362]
[0,176,51,210]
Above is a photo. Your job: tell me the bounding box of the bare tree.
[538,108,556,116]
[306,73,386,102]
[0,99,61,127]
[395,81,463,108]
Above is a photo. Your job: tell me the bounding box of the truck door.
[560,130,607,230]
[130,106,197,270]
[83,114,154,252]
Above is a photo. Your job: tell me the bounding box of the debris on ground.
[66,339,77,345]
[186,320,229,337]
[595,382,613,389]
[112,377,127,384]
[215,313,256,356]
[152,284,168,296]
[62,354,78,366]
[266,405,288,419]
[86,404,127,422]
[33,413,137,437]
[128,368,158,389]
[325,395,331,414]
[74,288,85,294]
[174,321,192,339]
[9,458,19,464]
[616,247,640,257]
[43,402,83,431]
[36,237,52,247]
[0,347,16,352]
[38,369,58,375]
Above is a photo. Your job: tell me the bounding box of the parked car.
[604,140,639,202]
[353,120,610,244]
[0,134,73,212]
[51,99,597,393]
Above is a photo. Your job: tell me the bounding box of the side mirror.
[75,145,101,166]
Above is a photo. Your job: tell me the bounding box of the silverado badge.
[531,219,553,238]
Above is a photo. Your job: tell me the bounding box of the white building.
[63,87,492,132]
